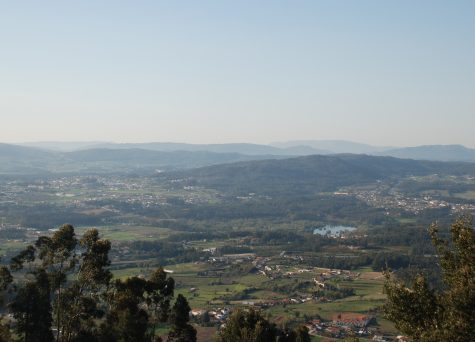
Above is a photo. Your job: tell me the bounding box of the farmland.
[1,158,474,340]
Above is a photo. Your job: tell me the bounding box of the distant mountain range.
[375,145,475,162]
[0,143,284,174]
[273,140,475,162]
[271,140,388,154]
[19,140,475,163]
[1,141,475,175]
[20,141,328,156]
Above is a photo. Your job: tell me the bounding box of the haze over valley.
[1,1,474,341]
[2,140,475,175]
[2,138,475,340]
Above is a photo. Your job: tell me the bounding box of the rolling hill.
[167,154,475,195]
[378,145,475,162]
[271,140,388,154]
[0,144,286,174]
[21,141,328,156]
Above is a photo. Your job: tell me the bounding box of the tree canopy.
[217,308,310,342]
[384,216,475,341]
[0,224,190,342]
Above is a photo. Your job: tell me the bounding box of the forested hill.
[0,144,286,174]
[0,143,59,174]
[166,154,475,195]
[65,148,283,169]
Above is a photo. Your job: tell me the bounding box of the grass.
[111,266,145,279]
[454,190,475,200]
[343,278,385,297]
[75,225,174,241]
[107,260,397,336]
[0,240,29,255]
[376,317,398,334]
[396,217,418,224]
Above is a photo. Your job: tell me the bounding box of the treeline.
[122,225,436,273]
[123,240,209,265]
[308,252,420,272]
[396,178,475,199]
[308,255,373,270]
[168,195,389,224]
[0,203,112,229]
[315,283,356,300]
[0,224,196,342]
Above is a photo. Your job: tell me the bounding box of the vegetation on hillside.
[168,154,475,195]
[384,216,475,341]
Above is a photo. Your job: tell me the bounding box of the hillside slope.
[168,154,475,195]
[0,144,286,174]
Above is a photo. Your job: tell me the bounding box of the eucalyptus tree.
[9,269,53,342]
[146,267,175,340]
[217,308,310,342]
[59,228,112,341]
[100,276,150,341]
[3,224,180,341]
[101,269,176,342]
[34,224,78,341]
[217,309,278,342]
[8,224,112,342]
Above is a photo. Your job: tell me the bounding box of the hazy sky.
[1,1,474,147]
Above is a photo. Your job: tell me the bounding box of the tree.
[8,225,113,342]
[293,325,311,342]
[0,266,12,292]
[1,223,185,341]
[100,269,176,342]
[0,323,11,342]
[0,264,12,342]
[167,294,196,342]
[217,308,310,342]
[35,224,78,342]
[384,216,475,341]
[146,268,175,340]
[217,308,277,342]
[9,269,53,342]
[201,311,210,325]
[61,229,112,341]
[101,276,150,342]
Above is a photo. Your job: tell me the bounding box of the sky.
[1,1,474,147]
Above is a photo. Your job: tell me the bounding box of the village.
[338,181,475,215]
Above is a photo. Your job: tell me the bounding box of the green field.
[112,260,397,337]
[75,225,174,241]
[454,191,475,200]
